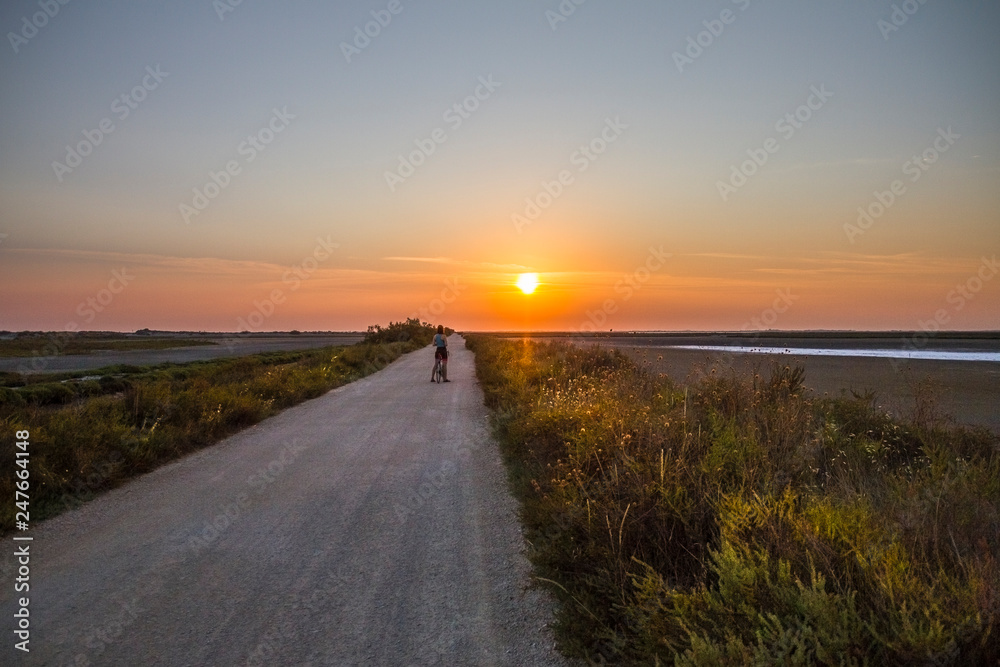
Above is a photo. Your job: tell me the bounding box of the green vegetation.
[467,335,999,665]
[363,318,440,345]
[1,326,434,533]
[0,332,217,357]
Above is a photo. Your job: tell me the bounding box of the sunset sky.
[1,1,998,332]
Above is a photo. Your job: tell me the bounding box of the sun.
[516,272,539,295]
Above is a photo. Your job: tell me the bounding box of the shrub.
[0,388,26,408]
[468,335,1000,665]
[19,382,76,406]
[0,326,417,532]
[363,317,436,346]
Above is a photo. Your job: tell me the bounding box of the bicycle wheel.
[435,359,443,383]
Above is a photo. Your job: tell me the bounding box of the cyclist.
[431,325,450,382]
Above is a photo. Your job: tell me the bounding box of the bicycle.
[433,355,445,383]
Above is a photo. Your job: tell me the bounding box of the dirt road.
[2,338,566,665]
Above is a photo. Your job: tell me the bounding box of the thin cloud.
[771,157,898,174]
[381,256,453,264]
[381,256,530,272]
[686,252,774,261]
[5,247,282,276]
[752,252,980,277]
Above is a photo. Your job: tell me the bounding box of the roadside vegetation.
[364,318,451,344]
[467,335,999,665]
[0,320,436,532]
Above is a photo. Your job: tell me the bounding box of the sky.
[0,0,998,333]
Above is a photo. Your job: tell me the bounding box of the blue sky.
[1,0,997,331]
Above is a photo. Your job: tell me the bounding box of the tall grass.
[1,339,421,532]
[467,335,999,665]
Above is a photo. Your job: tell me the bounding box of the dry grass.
[468,335,1000,665]
[1,324,436,532]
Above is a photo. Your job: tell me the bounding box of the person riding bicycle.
[431,325,450,382]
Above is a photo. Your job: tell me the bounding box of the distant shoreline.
[487,331,1000,353]
[0,334,365,375]
[460,332,1000,433]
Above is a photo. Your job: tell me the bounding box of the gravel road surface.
[2,338,567,666]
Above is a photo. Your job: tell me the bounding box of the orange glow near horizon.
[1,248,998,332]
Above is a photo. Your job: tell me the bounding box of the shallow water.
[666,345,1000,363]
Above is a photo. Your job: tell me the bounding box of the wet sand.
[616,345,1000,434]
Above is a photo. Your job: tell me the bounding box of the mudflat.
[619,346,999,433]
[511,333,1000,433]
[0,334,364,375]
